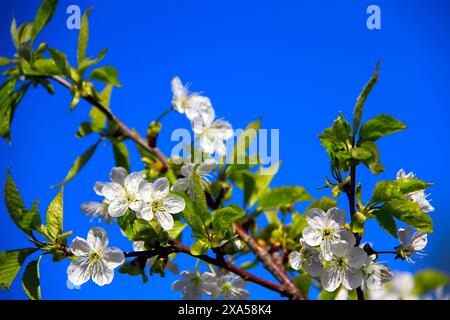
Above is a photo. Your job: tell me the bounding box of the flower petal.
[153,178,170,198]
[305,256,324,277]
[411,232,427,251]
[327,207,346,228]
[94,182,105,196]
[136,181,154,202]
[109,167,128,184]
[102,183,125,201]
[69,237,91,256]
[305,208,327,230]
[302,226,322,246]
[321,269,341,292]
[80,202,106,218]
[155,209,174,230]
[398,228,412,245]
[67,257,91,286]
[136,205,154,221]
[129,200,144,213]
[87,227,109,252]
[102,247,125,269]
[108,199,129,217]
[348,247,367,269]
[198,158,217,174]
[124,172,144,195]
[164,195,186,214]
[289,251,302,270]
[91,260,114,286]
[342,268,363,290]
[200,135,215,154]
[172,178,189,193]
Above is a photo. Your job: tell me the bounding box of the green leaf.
[360,141,384,175]
[190,240,210,256]
[212,206,245,240]
[0,57,11,67]
[119,259,148,283]
[230,119,261,166]
[258,186,313,210]
[353,61,380,137]
[31,0,57,41]
[89,66,121,87]
[112,142,131,173]
[79,48,107,74]
[11,18,19,49]
[53,140,100,187]
[18,23,34,44]
[396,177,432,194]
[288,212,308,239]
[413,269,449,296]
[293,273,312,296]
[174,192,205,237]
[350,147,372,160]
[383,199,433,233]
[306,196,338,212]
[44,188,63,241]
[21,255,43,300]
[77,7,92,66]
[372,208,398,238]
[318,288,340,300]
[167,220,186,240]
[48,48,71,77]
[193,166,211,224]
[359,114,406,142]
[0,248,37,290]
[371,180,403,203]
[351,212,366,234]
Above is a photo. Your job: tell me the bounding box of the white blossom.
[80,167,128,224]
[101,172,145,218]
[172,158,217,200]
[361,255,393,291]
[368,272,418,300]
[397,169,434,213]
[67,227,125,286]
[192,107,233,156]
[171,270,216,300]
[302,207,355,261]
[210,272,250,300]
[171,76,213,121]
[321,242,367,292]
[396,227,427,263]
[132,241,179,274]
[134,177,185,231]
[289,238,323,277]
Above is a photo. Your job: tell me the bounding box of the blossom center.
[89,251,101,264]
[151,199,165,212]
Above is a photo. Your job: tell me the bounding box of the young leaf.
[0,248,37,290]
[359,114,406,142]
[190,240,210,256]
[193,166,211,224]
[174,192,205,237]
[396,177,432,195]
[4,170,27,229]
[230,119,261,166]
[382,199,433,233]
[45,188,63,241]
[78,48,107,74]
[89,66,121,87]
[0,57,11,67]
[306,196,338,212]
[53,140,100,187]
[21,255,43,300]
[293,273,312,296]
[258,186,313,210]
[31,0,57,41]
[48,48,71,77]
[359,141,384,175]
[371,180,403,203]
[372,208,398,238]
[11,18,19,49]
[353,61,380,137]
[212,206,245,240]
[77,7,92,66]
[112,142,130,172]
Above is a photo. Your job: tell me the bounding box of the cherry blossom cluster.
[171,269,249,300]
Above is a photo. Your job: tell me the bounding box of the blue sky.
[1,0,449,299]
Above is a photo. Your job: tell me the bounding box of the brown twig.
[50,75,169,171]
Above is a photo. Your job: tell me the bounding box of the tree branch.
[233,223,306,300]
[50,75,169,171]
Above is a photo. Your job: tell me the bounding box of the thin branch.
[50,75,169,171]
[233,223,306,300]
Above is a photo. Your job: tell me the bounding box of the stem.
[233,223,306,300]
[345,163,364,301]
[155,107,173,124]
[49,75,170,171]
[375,251,397,255]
